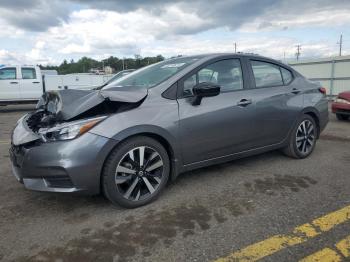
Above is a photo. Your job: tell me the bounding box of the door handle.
[237,99,252,107]
[10,81,18,84]
[32,81,40,84]
[291,88,301,94]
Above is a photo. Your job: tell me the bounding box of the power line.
[295,45,301,61]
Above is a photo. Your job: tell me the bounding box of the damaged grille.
[26,110,59,132]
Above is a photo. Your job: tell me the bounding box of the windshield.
[103,56,200,90]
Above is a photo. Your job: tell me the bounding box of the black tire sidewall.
[291,115,317,159]
[336,114,349,121]
[103,136,170,208]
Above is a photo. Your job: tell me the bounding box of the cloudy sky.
[0,0,349,65]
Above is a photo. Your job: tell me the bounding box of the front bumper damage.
[10,114,118,194]
[9,87,147,194]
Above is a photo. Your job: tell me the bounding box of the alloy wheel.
[295,119,315,155]
[115,146,164,201]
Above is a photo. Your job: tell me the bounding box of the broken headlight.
[39,116,107,142]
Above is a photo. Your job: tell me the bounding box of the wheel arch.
[301,107,321,138]
[100,125,181,193]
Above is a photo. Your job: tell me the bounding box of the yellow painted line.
[299,248,342,262]
[299,235,350,261]
[214,205,350,262]
[0,140,10,144]
[335,235,350,258]
[312,208,350,232]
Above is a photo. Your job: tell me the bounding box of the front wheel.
[283,115,317,159]
[102,136,170,208]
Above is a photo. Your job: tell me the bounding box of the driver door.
[177,58,257,165]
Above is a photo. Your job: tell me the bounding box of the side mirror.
[192,82,220,105]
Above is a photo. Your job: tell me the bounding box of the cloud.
[2,0,350,34]
[0,0,349,65]
[0,49,23,64]
[69,0,350,32]
[0,0,70,32]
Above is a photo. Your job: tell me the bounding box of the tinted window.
[21,68,36,79]
[281,67,293,85]
[251,60,283,88]
[183,59,243,96]
[0,68,16,80]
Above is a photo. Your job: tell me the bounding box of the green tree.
[40,55,166,74]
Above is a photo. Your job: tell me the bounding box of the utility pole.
[295,45,301,61]
[337,34,343,56]
[234,42,237,53]
[122,58,125,70]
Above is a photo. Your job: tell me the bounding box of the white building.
[289,55,350,96]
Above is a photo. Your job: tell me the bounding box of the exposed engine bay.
[25,87,148,133]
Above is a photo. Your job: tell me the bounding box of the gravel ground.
[0,104,349,262]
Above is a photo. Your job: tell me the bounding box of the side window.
[251,60,283,88]
[0,68,16,80]
[21,68,36,79]
[198,68,217,83]
[183,74,197,96]
[280,67,293,85]
[182,59,243,96]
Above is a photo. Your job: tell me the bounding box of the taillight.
[319,87,327,95]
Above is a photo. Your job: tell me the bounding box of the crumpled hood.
[37,86,148,121]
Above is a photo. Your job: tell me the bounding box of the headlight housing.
[335,98,350,104]
[39,116,106,142]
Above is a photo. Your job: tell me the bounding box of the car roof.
[171,53,282,63]
[173,53,292,69]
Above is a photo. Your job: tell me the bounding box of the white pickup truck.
[0,65,45,105]
[0,65,113,105]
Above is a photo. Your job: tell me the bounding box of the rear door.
[177,57,258,165]
[0,66,20,100]
[246,59,302,147]
[20,67,42,99]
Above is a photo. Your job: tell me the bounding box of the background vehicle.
[10,53,328,208]
[0,65,113,105]
[332,91,350,120]
[0,65,43,104]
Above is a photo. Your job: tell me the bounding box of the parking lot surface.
[0,104,349,262]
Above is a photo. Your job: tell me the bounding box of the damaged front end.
[12,87,147,146]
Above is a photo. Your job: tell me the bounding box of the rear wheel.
[283,115,317,159]
[102,136,170,208]
[336,113,349,121]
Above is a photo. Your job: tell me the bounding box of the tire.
[102,136,170,208]
[336,114,349,121]
[283,115,317,159]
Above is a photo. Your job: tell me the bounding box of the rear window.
[251,60,283,88]
[21,68,37,79]
[280,67,293,85]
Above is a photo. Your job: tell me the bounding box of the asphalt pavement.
[0,104,349,262]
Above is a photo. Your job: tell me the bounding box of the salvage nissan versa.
[10,53,328,208]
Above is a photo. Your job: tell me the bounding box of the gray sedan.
[10,53,328,208]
